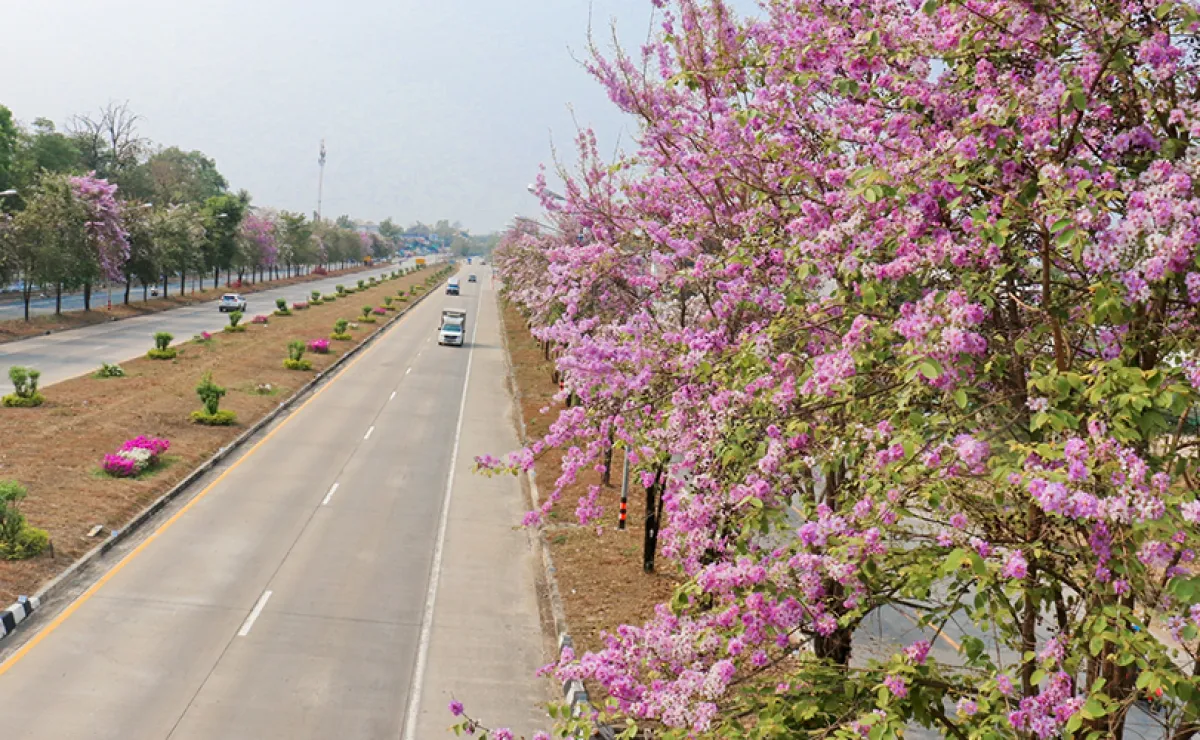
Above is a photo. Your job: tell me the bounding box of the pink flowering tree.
[471,0,1200,738]
[69,174,130,307]
[236,212,278,283]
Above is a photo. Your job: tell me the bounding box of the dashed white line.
[364,425,375,440]
[389,390,397,401]
[238,591,273,636]
[406,367,412,375]
[322,482,340,506]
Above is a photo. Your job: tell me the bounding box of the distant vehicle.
[467,257,473,265]
[219,294,247,312]
[439,309,467,346]
[415,257,427,266]
[468,274,477,283]
[149,286,160,298]
[446,278,460,296]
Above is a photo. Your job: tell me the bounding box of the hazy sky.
[1,0,753,233]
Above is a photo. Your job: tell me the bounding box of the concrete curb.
[0,265,453,648]
[495,291,611,735]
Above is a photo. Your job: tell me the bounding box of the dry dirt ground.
[0,266,449,603]
[499,300,677,660]
[0,264,379,345]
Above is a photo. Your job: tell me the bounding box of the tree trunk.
[602,430,615,487]
[163,273,169,298]
[83,282,92,311]
[55,283,62,315]
[179,268,186,296]
[124,275,132,305]
[643,464,666,573]
[22,281,31,322]
[213,266,220,289]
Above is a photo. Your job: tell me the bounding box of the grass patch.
[146,348,178,360]
[92,454,180,481]
[283,359,313,371]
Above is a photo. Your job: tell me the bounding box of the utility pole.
[316,139,326,222]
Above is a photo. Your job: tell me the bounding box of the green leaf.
[919,360,940,380]
[953,389,968,409]
[1071,90,1088,111]
[862,284,877,306]
[922,0,938,12]
[1081,698,1105,719]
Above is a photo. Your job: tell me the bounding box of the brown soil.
[0,264,382,345]
[0,267,450,603]
[499,300,677,659]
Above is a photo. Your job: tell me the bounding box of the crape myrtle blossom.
[461,0,1200,737]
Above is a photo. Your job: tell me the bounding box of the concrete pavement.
[0,263,550,739]
[0,258,428,394]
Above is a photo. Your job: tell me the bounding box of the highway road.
[0,258,431,394]
[0,263,549,739]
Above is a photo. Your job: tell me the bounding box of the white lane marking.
[406,367,412,375]
[364,425,375,440]
[322,482,340,506]
[238,590,273,636]
[401,287,481,740]
[389,390,397,401]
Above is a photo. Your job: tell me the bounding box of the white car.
[218,294,247,312]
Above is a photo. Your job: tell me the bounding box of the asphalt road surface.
[0,264,549,739]
[0,258,434,394]
[0,261,427,321]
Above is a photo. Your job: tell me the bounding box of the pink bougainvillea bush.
[251,315,269,325]
[461,0,1200,738]
[102,436,170,478]
[306,339,330,354]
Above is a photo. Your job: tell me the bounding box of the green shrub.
[331,332,352,341]
[311,290,322,302]
[323,293,337,302]
[336,284,346,294]
[361,305,372,318]
[224,309,247,332]
[3,366,44,407]
[195,371,229,423]
[191,409,238,426]
[9,524,49,560]
[383,296,393,306]
[357,279,366,289]
[0,481,47,560]
[95,362,125,378]
[334,318,349,335]
[276,297,287,311]
[283,340,311,370]
[149,332,177,358]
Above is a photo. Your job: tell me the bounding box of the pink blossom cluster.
[103,436,170,478]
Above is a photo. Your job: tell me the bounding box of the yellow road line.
[0,302,410,679]
[895,607,963,652]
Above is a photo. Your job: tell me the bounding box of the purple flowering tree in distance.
[69,173,129,282]
[464,0,1200,738]
[237,212,278,283]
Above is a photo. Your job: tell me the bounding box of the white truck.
[439,309,467,346]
